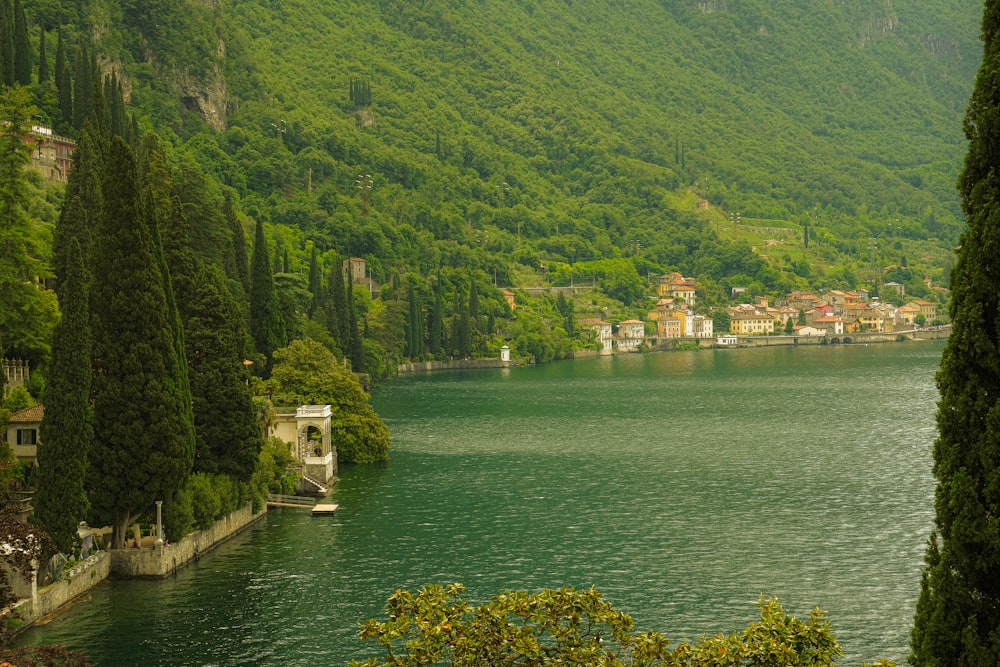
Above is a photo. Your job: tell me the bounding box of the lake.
[20,341,943,665]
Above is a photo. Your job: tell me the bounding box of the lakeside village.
[566,271,947,354]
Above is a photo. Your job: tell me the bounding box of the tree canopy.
[352,583,895,667]
[271,338,390,463]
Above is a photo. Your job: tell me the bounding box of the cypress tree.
[36,26,46,83]
[346,269,364,372]
[406,282,424,359]
[326,254,349,349]
[105,73,126,138]
[54,29,72,131]
[249,218,285,373]
[469,277,479,329]
[72,43,92,129]
[11,0,28,86]
[51,125,103,290]
[428,279,444,357]
[187,265,262,481]
[0,0,12,88]
[223,191,251,297]
[86,137,195,548]
[272,241,281,274]
[307,244,322,318]
[457,288,471,359]
[910,3,1000,663]
[35,237,91,554]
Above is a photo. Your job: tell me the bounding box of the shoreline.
[398,326,952,373]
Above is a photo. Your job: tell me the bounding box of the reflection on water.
[21,342,943,665]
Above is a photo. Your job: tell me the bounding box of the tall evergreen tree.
[186,265,262,480]
[223,191,251,298]
[86,137,195,548]
[427,279,444,357]
[34,237,91,554]
[51,125,103,291]
[406,282,424,359]
[104,72,126,138]
[307,244,322,318]
[911,3,1000,663]
[11,0,28,86]
[36,26,47,83]
[326,254,349,350]
[72,43,92,129]
[248,218,285,373]
[0,0,12,87]
[346,269,364,372]
[54,29,72,131]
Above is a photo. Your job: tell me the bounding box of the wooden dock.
[266,494,316,509]
[311,503,339,516]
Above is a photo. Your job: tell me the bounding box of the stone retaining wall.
[397,358,507,373]
[13,551,111,626]
[111,502,265,578]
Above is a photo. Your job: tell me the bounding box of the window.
[16,429,36,445]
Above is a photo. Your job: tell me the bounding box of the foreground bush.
[351,584,896,666]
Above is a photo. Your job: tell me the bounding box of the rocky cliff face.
[93,0,233,131]
[178,60,230,132]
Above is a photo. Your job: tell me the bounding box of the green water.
[21,343,942,665]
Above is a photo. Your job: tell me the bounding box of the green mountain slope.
[18,0,980,367]
[209,0,976,225]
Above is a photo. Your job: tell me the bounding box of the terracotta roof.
[9,404,43,423]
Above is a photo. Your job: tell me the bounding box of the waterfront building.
[730,312,775,335]
[269,405,338,493]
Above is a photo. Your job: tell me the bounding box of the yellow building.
[730,312,775,335]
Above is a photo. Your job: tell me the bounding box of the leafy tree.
[784,315,795,334]
[271,338,389,463]
[910,2,1000,663]
[0,86,55,366]
[351,584,883,667]
[35,237,91,554]
[86,137,195,549]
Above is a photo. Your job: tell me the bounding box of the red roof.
[9,404,43,423]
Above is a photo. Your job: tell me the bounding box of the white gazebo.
[270,405,338,493]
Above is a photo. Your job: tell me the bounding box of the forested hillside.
[8,0,982,374]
